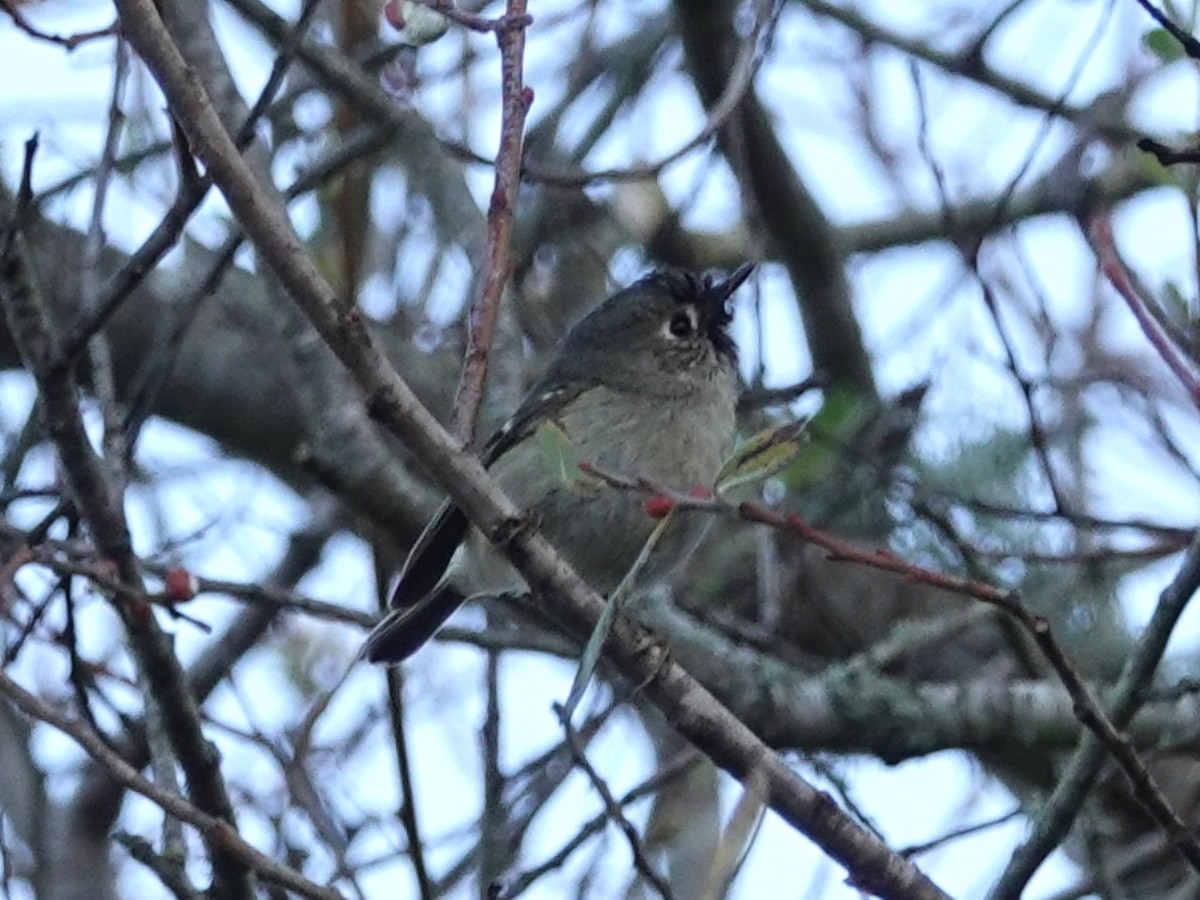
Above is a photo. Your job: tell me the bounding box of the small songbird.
[365,264,753,663]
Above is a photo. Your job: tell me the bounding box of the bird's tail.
[364,585,467,663]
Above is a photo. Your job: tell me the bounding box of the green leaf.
[1144,28,1186,64]
[780,388,876,489]
[1161,279,1191,330]
[715,419,810,497]
[1131,148,1181,189]
[562,512,675,720]
[535,421,604,493]
[392,1,450,46]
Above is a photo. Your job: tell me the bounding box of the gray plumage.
[365,265,751,663]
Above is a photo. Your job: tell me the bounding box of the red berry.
[164,568,198,603]
[643,495,673,519]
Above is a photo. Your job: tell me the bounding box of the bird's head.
[559,264,754,394]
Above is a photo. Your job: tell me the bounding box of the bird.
[365,263,753,663]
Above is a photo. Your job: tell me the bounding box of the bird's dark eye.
[668,311,694,338]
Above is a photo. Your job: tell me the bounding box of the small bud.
[383,0,404,29]
[383,0,450,44]
[164,568,198,604]
[643,495,673,519]
[521,86,535,110]
[687,487,712,499]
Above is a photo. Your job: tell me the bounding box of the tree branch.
[111,1,950,894]
[0,669,342,900]
[990,534,1200,897]
[0,154,252,898]
[450,0,531,443]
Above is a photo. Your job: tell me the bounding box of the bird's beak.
[702,263,754,358]
[717,262,755,299]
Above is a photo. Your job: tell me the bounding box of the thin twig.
[2,133,253,898]
[0,518,368,627]
[56,0,324,368]
[911,50,1073,515]
[0,669,344,900]
[1084,213,1200,409]
[481,649,506,891]
[382,666,434,899]
[800,0,1132,139]
[61,568,114,744]
[736,375,824,412]
[989,535,1200,897]
[114,832,201,900]
[9,551,210,631]
[437,0,772,188]
[899,809,1022,859]
[82,41,134,646]
[449,0,531,442]
[500,753,700,897]
[373,544,433,900]
[432,700,622,896]
[0,0,117,49]
[62,501,339,866]
[121,122,399,448]
[1137,136,1200,166]
[554,704,674,900]
[584,461,1200,879]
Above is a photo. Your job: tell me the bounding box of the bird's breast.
[455,380,736,597]
[555,383,736,488]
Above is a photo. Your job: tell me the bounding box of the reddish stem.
[0,1,118,49]
[1086,214,1200,411]
[450,0,531,443]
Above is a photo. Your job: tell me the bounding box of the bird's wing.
[366,583,467,662]
[388,497,463,606]
[388,382,586,608]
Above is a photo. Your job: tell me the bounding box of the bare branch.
[110,1,953,894]
[450,0,531,443]
[0,1,117,49]
[0,669,343,900]
[1,153,251,896]
[990,534,1200,898]
[1085,213,1200,409]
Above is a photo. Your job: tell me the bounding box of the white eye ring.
[664,308,698,339]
